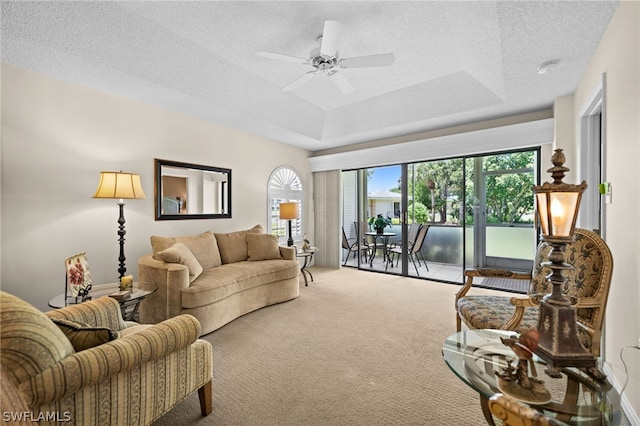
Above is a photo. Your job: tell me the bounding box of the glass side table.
[48,282,156,321]
[442,329,621,426]
[296,247,318,286]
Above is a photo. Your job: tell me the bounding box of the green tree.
[409,159,464,224]
[407,201,428,223]
[483,152,535,224]
[406,151,535,225]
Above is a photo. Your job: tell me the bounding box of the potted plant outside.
[369,214,392,234]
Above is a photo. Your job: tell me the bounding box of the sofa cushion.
[151,231,221,269]
[51,318,119,352]
[215,224,263,264]
[181,259,300,308]
[154,243,203,282]
[246,233,282,261]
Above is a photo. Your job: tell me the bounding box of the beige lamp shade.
[279,202,299,220]
[93,171,146,199]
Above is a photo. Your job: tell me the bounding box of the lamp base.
[287,219,294,246]
[535,299,597,376]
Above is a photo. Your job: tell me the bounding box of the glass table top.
[442,329,622,425]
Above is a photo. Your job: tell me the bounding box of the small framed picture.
[65,252,92,298]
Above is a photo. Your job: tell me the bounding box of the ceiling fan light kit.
[257,20,395,94]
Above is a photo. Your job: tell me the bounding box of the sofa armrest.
[279,246,296,260]
[21,314,202,407]
[138,254,190,324]
[46,296,127,331]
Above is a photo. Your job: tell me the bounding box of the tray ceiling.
[1,1,619,151]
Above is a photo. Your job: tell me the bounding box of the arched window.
[268,166,303,245]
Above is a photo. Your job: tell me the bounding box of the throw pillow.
[246,233,282,261]
[150,231,222,269]
[153,242,204,282]
[215,224,265,264]
[51,318,119,352]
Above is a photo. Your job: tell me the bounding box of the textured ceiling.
[1,1,619,151]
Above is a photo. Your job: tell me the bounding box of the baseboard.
[603,361,640,425]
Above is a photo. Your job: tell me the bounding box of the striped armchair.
[0,291,213,425]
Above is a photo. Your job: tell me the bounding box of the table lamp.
[279,202,299,246]
[532,149,596,374]
[93,171,146,279]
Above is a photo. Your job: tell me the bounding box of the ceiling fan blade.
[320,20,342,57]
[256,51,309,65]
[328,71,355,94]
[339,53,396,69]
[283,71,317,91]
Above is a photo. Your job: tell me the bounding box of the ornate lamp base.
[536,298,597,376]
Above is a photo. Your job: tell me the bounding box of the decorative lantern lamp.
[532,149,596,373]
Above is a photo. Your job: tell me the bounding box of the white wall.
[568,1,640,421]
[1,64,313,311]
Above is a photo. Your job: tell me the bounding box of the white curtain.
[312,170,341,269]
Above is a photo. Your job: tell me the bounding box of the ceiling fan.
[256,20,395,94]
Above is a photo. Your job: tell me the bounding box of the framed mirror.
[155,159,231,220]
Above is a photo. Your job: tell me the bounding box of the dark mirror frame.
[154,159,232,220]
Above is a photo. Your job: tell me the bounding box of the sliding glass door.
[342,166,405,272]
[342,148,539,284]
[472,152,538,270]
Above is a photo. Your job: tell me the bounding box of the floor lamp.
[93,171,146,279]
[279,202,299,247]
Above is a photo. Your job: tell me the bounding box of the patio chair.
[388,222,421,250]
[401,223,428,267]
[455,228,613,357]
[342,226,370,265]
[385,224,429,275]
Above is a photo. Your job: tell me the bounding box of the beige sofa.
[138,225,300,335]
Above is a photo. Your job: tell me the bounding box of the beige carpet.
[152,267,502,426]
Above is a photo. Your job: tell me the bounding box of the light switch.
[599,182,612,204]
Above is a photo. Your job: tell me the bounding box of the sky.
[367,165,401,192]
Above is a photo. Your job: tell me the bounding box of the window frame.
[268,166,304,246]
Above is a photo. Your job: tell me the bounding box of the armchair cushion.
[51,318,119,352]
[151,230,221,270]
[456,295,593,351]
[46,295,128,331]
[246,233,282,261]
[154,242,203,282]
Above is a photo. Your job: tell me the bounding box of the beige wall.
[566,1,639,420]
[0,64,312,311]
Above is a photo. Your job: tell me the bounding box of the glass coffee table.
[442,329,621,425]
[48,283,156,321]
